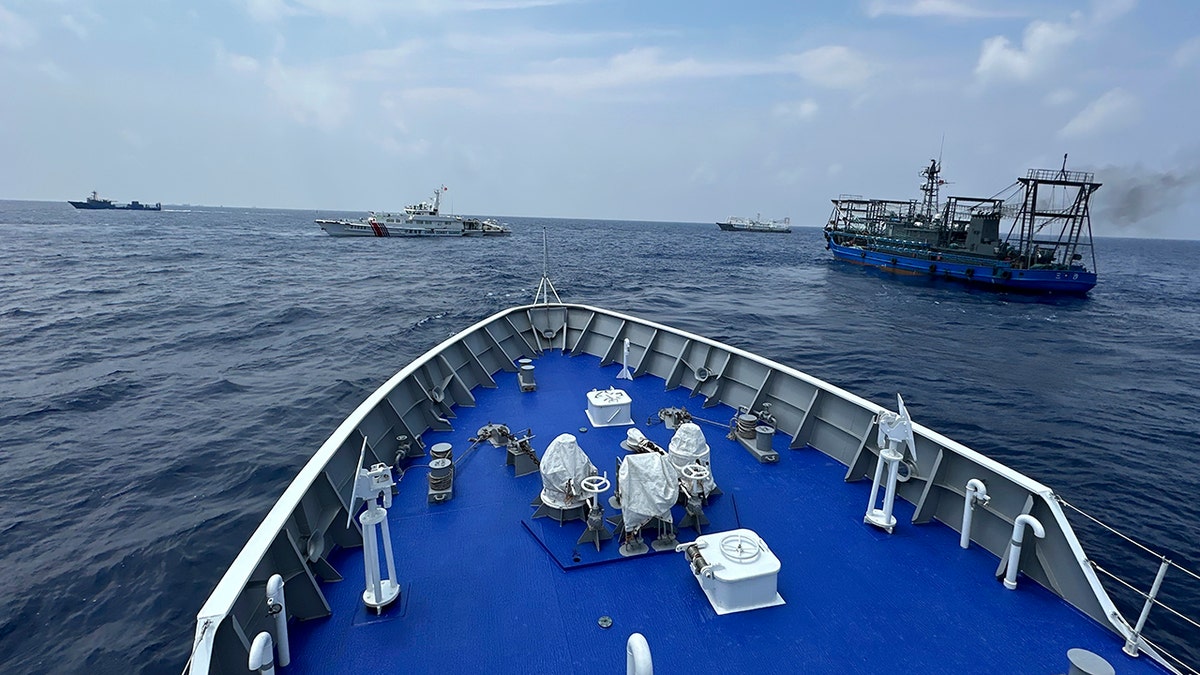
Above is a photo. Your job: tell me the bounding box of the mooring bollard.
[265,574,289,667]
[1004,514,1045,590]
[960,479,990,549]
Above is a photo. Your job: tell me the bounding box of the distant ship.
[316,186,511,237]
[823,156,1099,295]
[717,214,791,233]
[68,191,162,211]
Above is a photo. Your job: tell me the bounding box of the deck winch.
[657,406,693,429]
[427,443,454,503]
[728,404,779,463]
[676,529,785,615]
[472,423,540,477]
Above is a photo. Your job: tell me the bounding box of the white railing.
[1059,497,1200,675]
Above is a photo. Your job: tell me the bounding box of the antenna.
[937,133,945,169]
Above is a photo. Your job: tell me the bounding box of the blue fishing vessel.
[824,157,1098,294]
[184,263,1197,674]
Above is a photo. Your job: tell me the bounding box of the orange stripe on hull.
[841,259,927,276]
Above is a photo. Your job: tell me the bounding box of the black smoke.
[1089,162,1200,227]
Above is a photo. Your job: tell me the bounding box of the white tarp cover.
[668,422,717,493]
[618,452,679,532]
[539,433,595,509]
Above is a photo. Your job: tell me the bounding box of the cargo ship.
[823,157,1099,295]
[717,214,791,233]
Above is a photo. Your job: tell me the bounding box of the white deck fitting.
[585,387,634,427]
[689,529,785,615]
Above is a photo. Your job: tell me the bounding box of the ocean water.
[0,200,1197,673]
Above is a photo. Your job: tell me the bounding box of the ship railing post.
[1123,557,1171,657]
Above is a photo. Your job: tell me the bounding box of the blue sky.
[2,0,1198,237]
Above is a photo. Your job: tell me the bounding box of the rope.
[180,618,213,675]
[1058,496,1200,583]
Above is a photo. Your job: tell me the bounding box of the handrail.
[1059,496,1199,672]
[1091,563,1200,632]
[1138,634,1200,675]
[1060,497,1200,584]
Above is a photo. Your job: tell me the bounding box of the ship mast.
[919,158,942,221]
[534,227,561,304]
[1008,154,1101,272]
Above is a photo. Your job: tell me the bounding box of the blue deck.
[287,351,1163,674]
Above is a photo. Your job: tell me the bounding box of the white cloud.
[120,129,149,149]
[443,28,651,54]
[502,45,871,95]
[503,47,770,94]
[37,61,69,82]
[215,44,261,74]
[773,98,819,122]
[1089,0,1137,24]
[1173,35,1200,69]
[974,19,1078,83]
[0,5,37,50]
[240,0,573,23]
[781,46,871,89]
[388,87,478,105]
[1058,88,1139,138]
[337,42,424,80]
[973,1,1135,86]
[865,0,1021,19]
[689,162,717,186]
[263,60,352,130]
[381,136,431,157]
[1044,88,1075,106]
[61,14,88,39]
[242,0,295,22]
